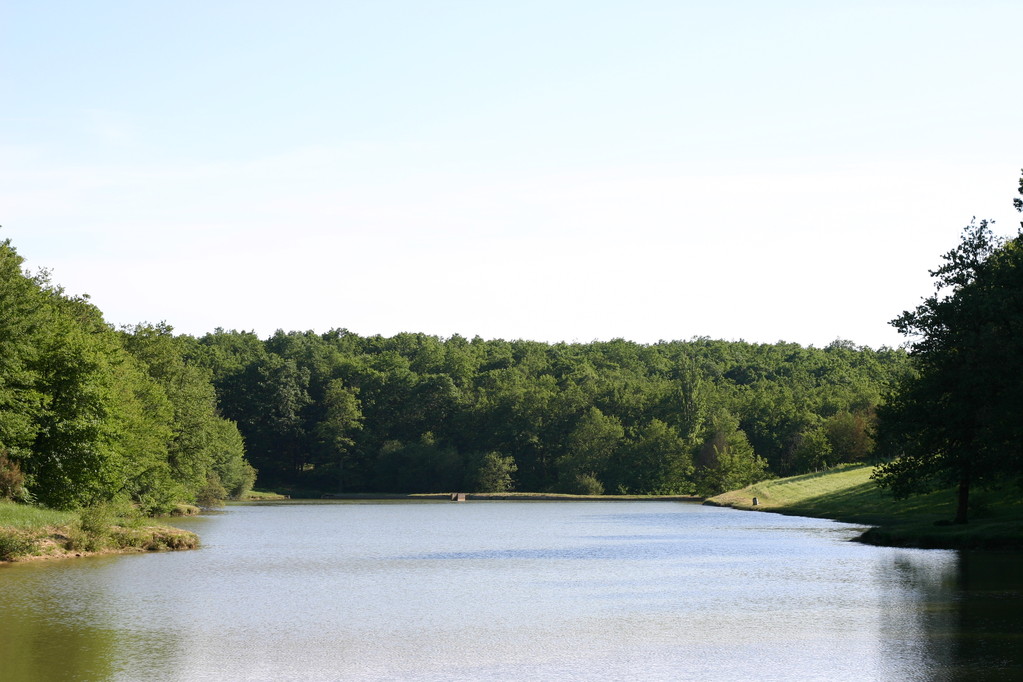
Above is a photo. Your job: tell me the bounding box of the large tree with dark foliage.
[874,175,1023,523]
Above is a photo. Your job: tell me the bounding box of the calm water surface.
[1,501,1021,681]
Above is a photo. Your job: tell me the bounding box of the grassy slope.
[707,464,1023,549]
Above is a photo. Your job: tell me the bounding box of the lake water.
[2,501,1021,681]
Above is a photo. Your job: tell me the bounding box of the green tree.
[373,433,462,493]
[557,407,623,492]
[314,378,363,492]
[470,451,517,492]
[208,416,255,498]
[824,410,874,463]
[0,240,47,465]
[122,323,253,503]
[875,202,1023,523]
[791,424,832,472]
[613,419,693,494]
[694,410,768,495]
[188,308,908,495]
[30,296,175,510]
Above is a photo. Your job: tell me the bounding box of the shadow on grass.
[791,484,1022,549]
[717,467,1023,550]
[783,481,954,526]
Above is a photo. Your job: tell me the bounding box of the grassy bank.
[706,464,1023,549]
[0,501,199,563]
[238,489,291,501]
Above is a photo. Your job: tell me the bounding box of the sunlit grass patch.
[238,490,290,500]
[707,464,1023,549]
[0,500,76,530]
[169,503,201,516]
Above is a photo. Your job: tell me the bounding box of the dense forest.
[186,328,908,497]
[0,233,912,507]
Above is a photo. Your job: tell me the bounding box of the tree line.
[0,233,922,508]
[6,175,1021,518]
[187,327,908,497]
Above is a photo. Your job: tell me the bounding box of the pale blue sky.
[2,1,1020,347]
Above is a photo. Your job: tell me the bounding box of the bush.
[472,452,517,492]
[71,500,139,551]
[196,474,228,508]
[226,462,257,499]
[134,484,182,517]
[0,452,27,502]
[109,527,148,549]
[63,527,104,552]
[567,473,605,495]
[78,500,135,535]
[0,530,34,561]
[155,529,198,550]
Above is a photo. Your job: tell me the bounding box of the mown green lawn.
[707,464,1023,549]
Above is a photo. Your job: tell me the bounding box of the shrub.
[166,530,198,550]
[226,462,257,499]
[568,473,605,495]
[134,485,181,517]
[73,500,138,551]
[62,527,98,552]
[109,527,147,549]
[472,452,517,492]
[144,528,199,551]
[0,452,27,501]
[78,502,124,536]
[196,474,228,508]
[0,530,34,561]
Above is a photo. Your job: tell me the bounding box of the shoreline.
[280,492,703,502]
[0,523,199,564]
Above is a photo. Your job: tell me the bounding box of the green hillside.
[706,464,1023,549]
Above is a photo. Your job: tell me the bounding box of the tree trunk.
[954,466,970,524]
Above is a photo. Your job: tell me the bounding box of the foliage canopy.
[0,239,252,511]
[874,174,1023,522]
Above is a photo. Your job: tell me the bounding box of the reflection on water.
[887,551,1023,680]
[0,559,121,682]
[1,502,1020,681]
